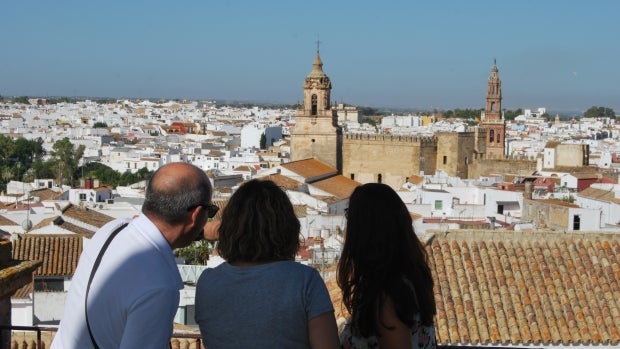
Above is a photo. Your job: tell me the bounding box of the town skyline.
[1,1,619,113]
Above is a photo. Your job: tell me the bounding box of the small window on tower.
[311,95,318,115]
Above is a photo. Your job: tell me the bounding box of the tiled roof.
[578,187,618,202]
[428,231,620,346]
[62,204,115,228]
[281,159,337,180]
[324,228,620,346]
[12,234,83,277]
[56,220,97,238]
[12,282,32,299]
[29,188,61,201]
[260,174,304,190]
[572,173,601,179]
[310,176,361,200]
[0,214,18,226]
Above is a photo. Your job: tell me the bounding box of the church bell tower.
[290,50,341,170]
[480,60,505,158]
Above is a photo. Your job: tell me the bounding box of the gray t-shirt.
[195,260,334,349]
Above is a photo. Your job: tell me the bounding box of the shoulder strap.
[85,222,128,349]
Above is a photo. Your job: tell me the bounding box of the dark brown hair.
[217,179,300,263]
[337,183,436,337]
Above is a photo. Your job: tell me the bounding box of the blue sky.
[1,0,618,113]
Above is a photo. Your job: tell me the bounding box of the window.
[350,173,355,180]
[489,129,495,142]
[377,174,382,183]
[498,204,504,214]
[434,200,442,210]
[311,94,318,115]
[573,215,580,230]
[35,278,65,292]
[443,156,447,165]
[79,193,86,201]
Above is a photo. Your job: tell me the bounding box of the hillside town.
[1,54,619,348]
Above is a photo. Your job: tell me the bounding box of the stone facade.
[435,131,485,179]
[468,157,538,179]
[290,52,342,170]
[342,134,437,189]
[292,54,535,190]
[480,61,506,157]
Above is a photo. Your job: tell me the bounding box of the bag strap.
[85,222,128,349]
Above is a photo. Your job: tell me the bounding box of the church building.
[291,53,529,189]
[289,51,342,171]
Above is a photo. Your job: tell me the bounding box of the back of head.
[142,162,213,225]
[343,183,418,271]
[338,183,436,334]
[217,179,300,263]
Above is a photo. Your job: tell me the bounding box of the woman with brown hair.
[195,179,339,349]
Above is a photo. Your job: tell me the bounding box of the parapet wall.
[344,133,437,145]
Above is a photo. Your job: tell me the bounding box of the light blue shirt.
[52,214,183,349]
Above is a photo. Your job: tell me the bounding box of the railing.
[0,325,203,349]
[0,325,538,349]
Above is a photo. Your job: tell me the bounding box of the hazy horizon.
[2,1,619,113]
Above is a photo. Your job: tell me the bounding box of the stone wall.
[342,134,437,189]
[468,157,537,179]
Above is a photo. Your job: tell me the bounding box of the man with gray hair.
[52,162,218,349]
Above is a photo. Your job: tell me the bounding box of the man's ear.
[187,205,203,229]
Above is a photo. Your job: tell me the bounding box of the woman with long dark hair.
[338,183,436,349]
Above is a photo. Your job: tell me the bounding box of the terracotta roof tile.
[0,214,18,226]
[28,188,62,201]
[281,159,337,180]
[62,204,115,228]
[259,174,304,190]
[310,176,361,200]
[428,231,620,346]
[12,234,83,277]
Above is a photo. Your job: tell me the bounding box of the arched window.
[311,95,318,115]
[489,129,495,142]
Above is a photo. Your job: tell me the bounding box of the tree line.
[0,135,153,192]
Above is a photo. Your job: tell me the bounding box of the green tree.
[50,138,85,186]
[175,240,214,265]
[584,106,616,119]
[503,108,523,120]
[260,133,266,149]
[12,138,44,166]
[12,96,30,104]
[0,135,16,166]
[93,122,108,128]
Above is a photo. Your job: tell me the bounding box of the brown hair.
[217,179,300,263]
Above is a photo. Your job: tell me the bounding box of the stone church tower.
[290,51,342,171]
[480,60,505,158]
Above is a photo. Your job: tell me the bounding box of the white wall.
[12,296,35,326]
[34,292,66,325]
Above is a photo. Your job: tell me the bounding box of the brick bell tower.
[480,60,505,158]
[290,49,342,170]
